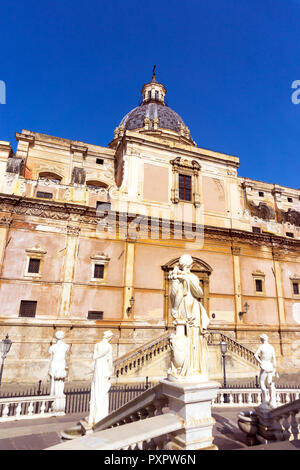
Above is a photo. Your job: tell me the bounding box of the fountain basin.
[237,410,259,446]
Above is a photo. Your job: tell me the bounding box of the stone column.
[161,379,219,450]
[59,225,80,317]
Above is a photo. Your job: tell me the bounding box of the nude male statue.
[254,334,278,408]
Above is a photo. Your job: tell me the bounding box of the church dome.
[114,68,195,144]
[120,102,186,133]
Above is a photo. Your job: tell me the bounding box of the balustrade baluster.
[257,392,262,405]
[238,393,243,405]
[137,441,144,450]
[28,401,34,416]
[277,392,282,406]
[16,402,22,418]
[2,403,9,419]
[282,413,291,440]
[40,400,46,415]
[290,411,299,440]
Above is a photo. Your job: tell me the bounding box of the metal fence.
[0,379,152,416]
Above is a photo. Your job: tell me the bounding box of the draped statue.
[88,330,114,426]
[48,330,69,415]
[168,255,210,381]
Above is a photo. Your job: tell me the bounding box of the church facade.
[0,72,300,382]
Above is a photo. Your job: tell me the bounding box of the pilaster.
[59,225,81,317]
[272,248,286,354]
[0,215,12,276]
[122,240,136,320]
[231,245,242,325]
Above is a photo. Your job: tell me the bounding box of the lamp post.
[220,339,228,403]
[220,340,227,388]
[0,334,12,387]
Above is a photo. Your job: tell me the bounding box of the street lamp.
[127,296,135,316]
[239,301,250,319]
[0,334,12,387]
[220,339,227,389]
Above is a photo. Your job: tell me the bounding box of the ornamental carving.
[247,201,275,221]
[6,157,25,175]
[170,157,201,173]
[279,209,300,227]
[0,216,12,227]
[66,225,81,236]
[71,167,86,185]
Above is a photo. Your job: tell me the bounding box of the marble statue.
[48,330,69,414]
[168,254,210,381]
[88,330,114,426]
[254,334,278,409]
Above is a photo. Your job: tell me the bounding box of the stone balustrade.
[49,413,183,450]
[213,388,300,407]
[0,395,56,422]
[208,331,259,366]
[114,332,171,379]
[256,398,300,444]
[114,330,259,381]
[48,379,219,450]
[94,383,168,431]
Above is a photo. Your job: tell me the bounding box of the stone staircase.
[113,330,259,383]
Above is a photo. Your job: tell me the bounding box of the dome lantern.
[141,65,166,104]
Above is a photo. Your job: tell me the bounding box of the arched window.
[39,172,62,183]
[86,180,108,190]
[161,257,212,327]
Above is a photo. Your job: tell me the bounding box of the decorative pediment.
[162,256,212,275]
[170,157,201,173]
[90,252,110,264]
[25,245,47,256]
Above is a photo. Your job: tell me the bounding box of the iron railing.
[0,379,152,416]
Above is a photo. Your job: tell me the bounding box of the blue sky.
[0,0,299,188]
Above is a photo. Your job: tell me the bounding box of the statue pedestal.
[51,379,66,416]
[79,419,94,436]
[160,378,220,450]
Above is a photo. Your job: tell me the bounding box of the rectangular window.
[179,174,192,201]
[255,279,263,293]
[286,232,294,238]
[96,158,104,165]
[258,191,264,197]
[288,197,293,203]
[28,258,40,274]
[252,227,261,234]
[94,264,104,279]
[19,300,37,317]
[88,311,103,320]
[36,191,53,199]
[293,282,300,295]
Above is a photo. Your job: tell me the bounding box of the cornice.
[0,193,299,251]
[111,131,240,168]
